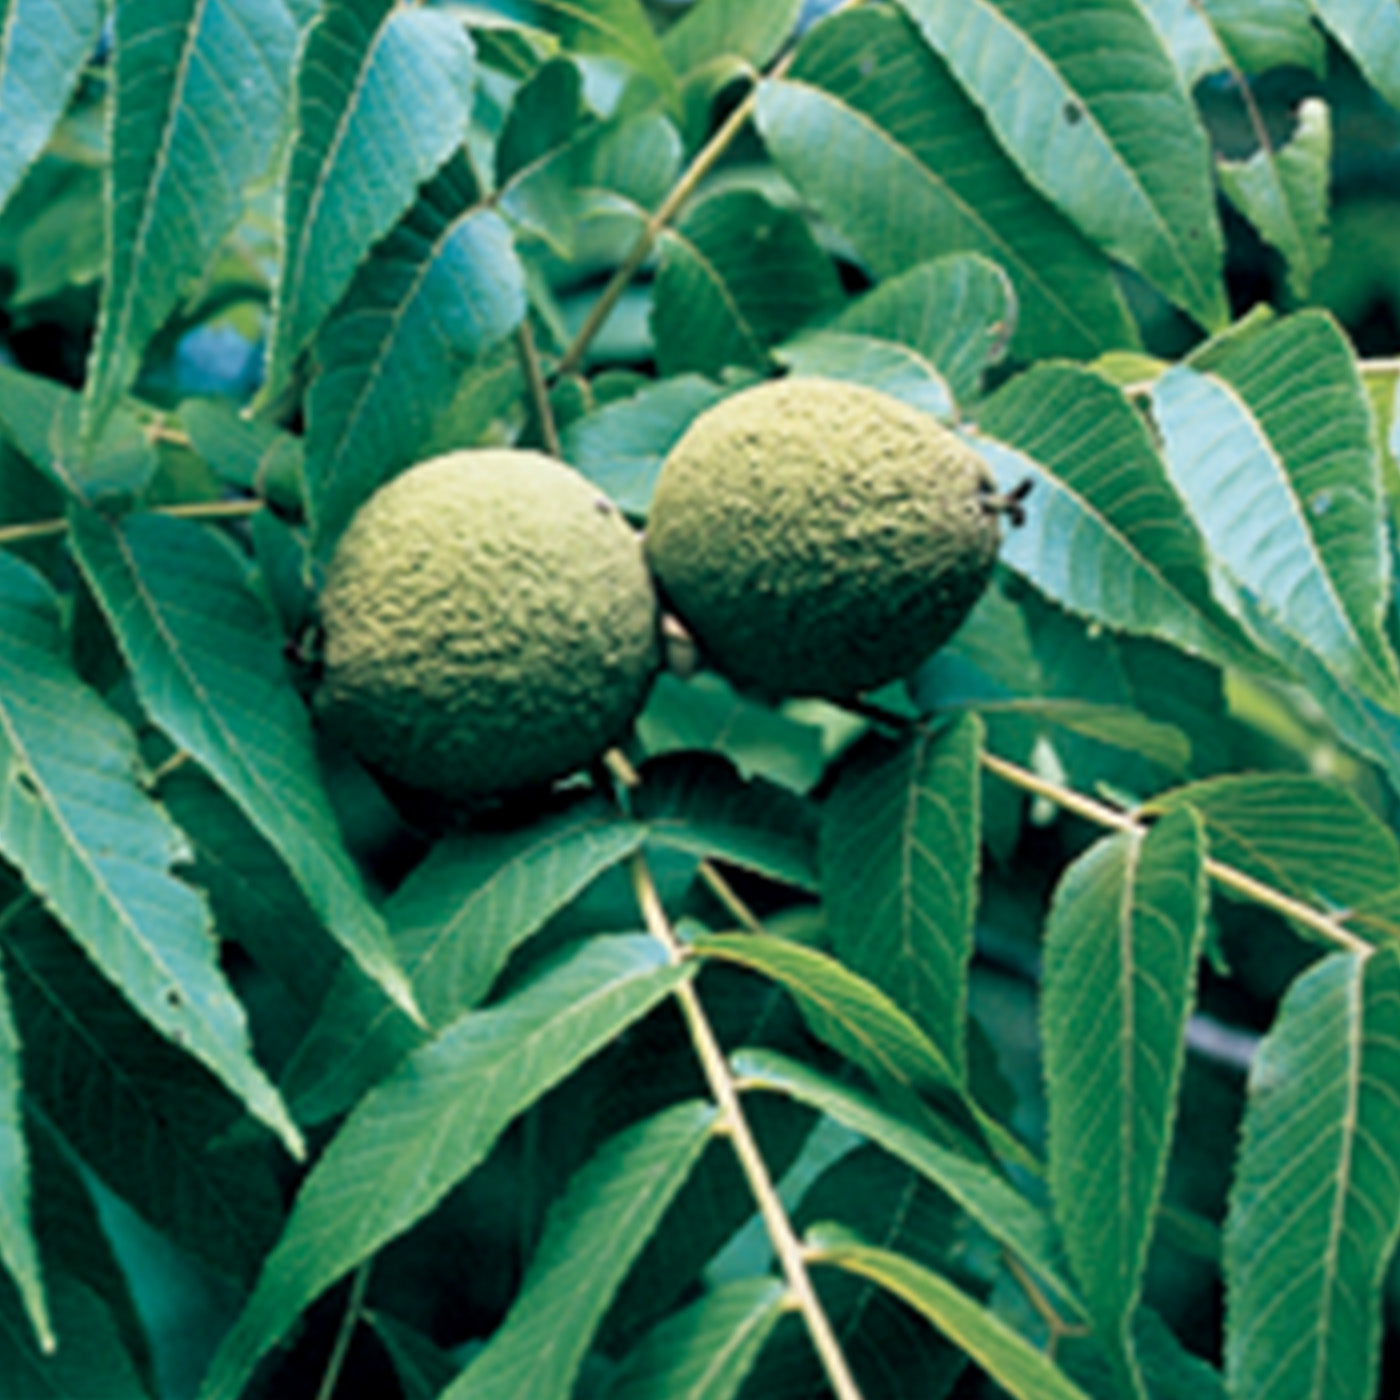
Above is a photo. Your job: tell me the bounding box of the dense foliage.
[1,1,1399,1397]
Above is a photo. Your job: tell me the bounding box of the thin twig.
[629,851,866,1400]
[979,751,1373,955]
[698,861,767,935]
[0,497,263,548]
[517,320,562,458]
[313,1262,371,1400]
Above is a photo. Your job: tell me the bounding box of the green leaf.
[4,904,285,1285]
[304,155,526,552]
[0,918,47,1353]
[829,254,1016,404]
[266,0,476,397]
[67,509,418,1025]
[1311,0,1400,113]
[495,57,583,186]
[1137,0,1323,85]
[773,331,954,421]
[636,752,819,894]
[695,934,964,1105]
[178,400,304,512]
[0,366,157,506]
[976,699,1191,773]
[637,673,828,796]
[84,0,298,436]
[469,0,676,106]
[1218,99,1331,301]
[1151,312,1400,705]
[197,934,688,1400]
[367,1313,457,1400]
[894,0,1227,331]
[0,1270,152,1400]
[652,187,843,377]
[0,0,104,216]
[821,719,982,1081]
[737,1049,1081,1316]
[1041,810,1208,1395]
[563,374,731,516]
[807,1230,1093,1400]
[283,799,646,1123]
[975,364,1263,671]
[602,1277,787,1400]
[442,1102,717,1399]
[757,6,1136,360]
[660,0,800,77]
[0,550,298,1156]
[1145,773,1400,947]
[1224,949,1400,1400]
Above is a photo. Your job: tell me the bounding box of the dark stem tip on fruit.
[983,476,1033,528]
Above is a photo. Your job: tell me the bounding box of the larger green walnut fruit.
[645,377,1002,699]
[316,450,660,801]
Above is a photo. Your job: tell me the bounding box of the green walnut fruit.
[316,450,661,801]
[644,377,1005,699]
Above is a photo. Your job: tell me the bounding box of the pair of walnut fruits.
[315,377,1009,803]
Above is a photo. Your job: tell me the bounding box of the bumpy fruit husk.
[316,450,660,801]
[644,377,1001,699]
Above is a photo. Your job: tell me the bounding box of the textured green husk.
[317,450,661,800]
[645,377,1000,698]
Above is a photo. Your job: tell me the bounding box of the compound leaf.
[602,1277,788,1400]
[305,157,525,552]
[1150,311,1400,706]
[197,935,689,1400]
[1041,809,1208,1393]
[68,509,418,1024]
[0,0,104,216]
[806,1230,1092,1400]
[266,0,476,396]
[441,1102,717,1399]
[85,0,298,436]
[821,718,981,1081]
[756,5,1136,361]
[893,0,1227,330]
[0,550,297,1156]
[1224,949,1400,1400]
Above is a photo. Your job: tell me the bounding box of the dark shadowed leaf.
[1041,810,1208,1395]
[197,935,689,1400]
[68,510,418,1024]
[4,905,284,1285]
[0,916,46,1352]
[304,155,526,552]
[283,800,646,1123]
[737,1049,1077,1315]
[1218,98,1331,301]
[1224,949,1400,1400]
[893,0,1227,330]
[0,550,297,1154]
[442,1102,717,1399]
[637,752,820,894]
[0,0,104,216]
[495,57,583,186]
[84,0,297,436]
[807,1229,1093,1400]
[1311,0,1400,113]
[757,6,1135,360]
[822,719,982,1080]
[265,0,476,396]
[660,0,801,76]
[652,188,843,378]
[603,1277,787,1400]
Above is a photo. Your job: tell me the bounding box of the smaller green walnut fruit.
[645,377,1003,699]
[316,450,660,801]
